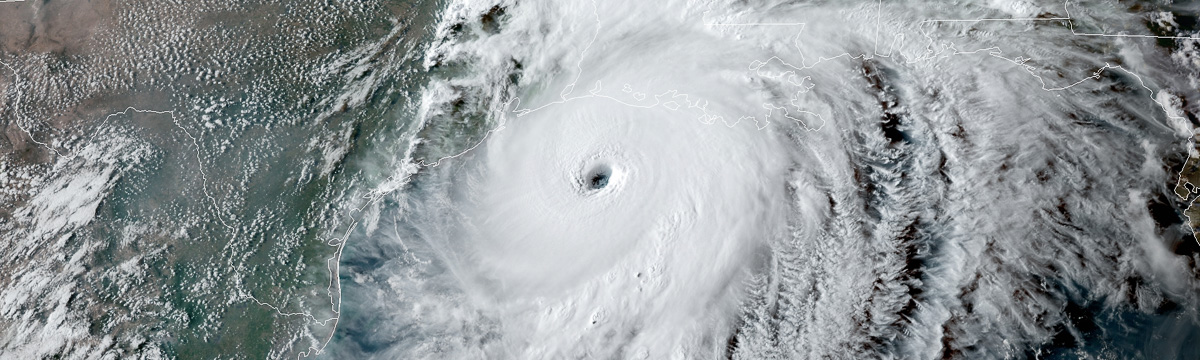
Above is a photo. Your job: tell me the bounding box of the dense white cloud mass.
[331,0,1200,358]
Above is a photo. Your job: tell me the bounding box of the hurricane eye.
[589,172,609,189]
[583,163,612,191]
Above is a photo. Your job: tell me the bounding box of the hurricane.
[328,0,1200,358]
